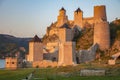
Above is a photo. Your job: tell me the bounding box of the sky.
[0,0,120,38]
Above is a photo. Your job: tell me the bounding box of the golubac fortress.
[6,5,110,69]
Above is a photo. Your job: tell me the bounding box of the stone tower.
[58,24,73,42]
[94,5,110,50]
[94,5,107,21]
[58,25,76,66]
[94,22,110,50]
[27,35,43,62]
[58,42,76,66]
[74,8,83,29]
[56,7,68,27]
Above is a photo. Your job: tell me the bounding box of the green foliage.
[1,65,120,80]
[0,68,34,80]
[76,27,94,50]
[0,34,30,58]
[110,20,120,45]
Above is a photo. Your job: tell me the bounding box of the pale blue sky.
[0,0,120,37]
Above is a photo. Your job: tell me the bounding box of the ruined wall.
[32,60,58,68]
[5,57,22,69]
[94,21,110,50]
[27,42,43,62]
[76,44,98,63]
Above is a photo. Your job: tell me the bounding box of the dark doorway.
[76,57,79,64]
[52,57,56,62]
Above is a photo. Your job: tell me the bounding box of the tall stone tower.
[56,7,68,27]
[58,42,76,66]
[94,5,110,50]
[27,35,43,62]
[58,26,73,42]
[74,8,83,29]
[94,5,107,21]
[58,25,76,66]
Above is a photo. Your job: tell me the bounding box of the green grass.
[0,68,34,80]
[0,64,120,80]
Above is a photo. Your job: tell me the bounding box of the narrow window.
[12,62,14,64]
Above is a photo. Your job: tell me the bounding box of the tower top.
[60,23,71,29]
[30,35,42,42]
[60,7,66,11]
[75,8,82,13]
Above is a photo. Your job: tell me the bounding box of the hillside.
[0,34,31,58]
[76,27,93,50]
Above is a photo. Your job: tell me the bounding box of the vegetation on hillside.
[76,27,94,50]
[0,34,31,58]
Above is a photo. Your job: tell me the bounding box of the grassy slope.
[1,63,120,80]
[0,68,34,80]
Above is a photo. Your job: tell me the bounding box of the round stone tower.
[94,21,110,50]
[94,5,107,21]
[74,8,83,29]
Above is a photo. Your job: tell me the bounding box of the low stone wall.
[33,60,58,68]
[80,69,105,76]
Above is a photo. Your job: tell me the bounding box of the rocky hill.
[0,34,31,58]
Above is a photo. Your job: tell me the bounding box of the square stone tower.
[74,8,83,29]
[27,35,43,62]
[58,25,76,66]
[56,7,68,27]
[58,27,73,42]
[58,42,76,66]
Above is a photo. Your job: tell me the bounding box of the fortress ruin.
[5,5,111,68]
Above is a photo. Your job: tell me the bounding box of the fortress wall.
[94,21,110,50]
[83,17,94,26]
[94,5,107,21]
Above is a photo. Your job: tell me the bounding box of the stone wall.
[76,44,98,63]
[5,57,22,69]
[80,69,105,76]
[32,60,58,68]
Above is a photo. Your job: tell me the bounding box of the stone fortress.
[5,5,111,69]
